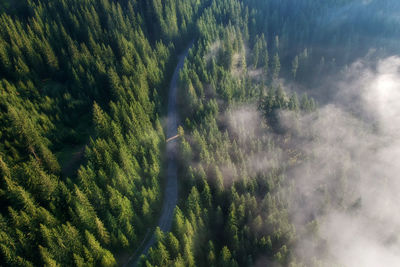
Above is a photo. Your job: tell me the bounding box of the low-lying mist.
[224,56,400,266]
[280,56,400,266]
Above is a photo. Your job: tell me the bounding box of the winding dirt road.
[126,44,192,266]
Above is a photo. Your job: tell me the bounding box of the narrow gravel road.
[126,44,192,266]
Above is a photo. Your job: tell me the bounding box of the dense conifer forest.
[1,0,399,266]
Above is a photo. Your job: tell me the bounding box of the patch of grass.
[56,144,84,168]
[0,2,10,11]
[55,112,93,178]
[0,0,23,14]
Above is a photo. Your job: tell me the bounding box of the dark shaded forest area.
[1,0,399,266]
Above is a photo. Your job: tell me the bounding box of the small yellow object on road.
[166,134,180,142]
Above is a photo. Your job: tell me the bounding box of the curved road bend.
[126,43,193,266]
